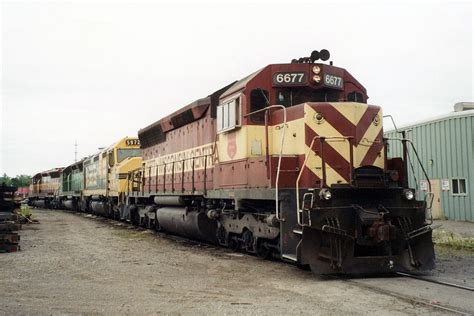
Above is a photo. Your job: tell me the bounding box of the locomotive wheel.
[297,264,311,271]
[215,225,226,246]
[228,235,241,251]
[79,200,87,213]
[130,206,140,225]
[154,218,161,232]
[242,230,254,252]
[115,203,122,220]
[256,243,272,259]
[107,204,113,219]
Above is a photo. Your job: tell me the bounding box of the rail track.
[397,272,474,292]
[345,275,473,315]
[393,272,474,315]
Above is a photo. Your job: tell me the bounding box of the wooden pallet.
[0,212,18,222]
[0,243,20,252]
[0,233,20,243]
[0,212,22,253]
[0,222,22,232]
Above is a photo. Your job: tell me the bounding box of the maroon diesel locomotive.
[125,50,435,274]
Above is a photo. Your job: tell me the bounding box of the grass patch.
[433,230,474,250]
[112,228,150,240]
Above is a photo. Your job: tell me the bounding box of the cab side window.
[250,89,269,123]
[347,91,365,103]
[217,97,241,133]
[108,150,115,167]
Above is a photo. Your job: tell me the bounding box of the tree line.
[0,174,32,187]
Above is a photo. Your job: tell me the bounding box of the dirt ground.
[0,209,472,315]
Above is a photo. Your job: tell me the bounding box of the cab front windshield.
[276,88,341,107]
[117,149,141,163]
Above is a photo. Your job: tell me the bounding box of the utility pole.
[74,140,78,162]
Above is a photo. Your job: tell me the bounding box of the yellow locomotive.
[81,137,142,217]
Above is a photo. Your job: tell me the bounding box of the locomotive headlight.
[312,65,321,74]
[319,188,332,200]
[313,75,321,83]
[389,170,399,182]
[403,189,415,200]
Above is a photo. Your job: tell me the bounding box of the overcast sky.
[1,1,472,176]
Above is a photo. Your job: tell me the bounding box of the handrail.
[296,136,318,225]
[383,115,399,133]
[244,105,287,221]
[405,139,433,224]
[296,135,353,226]
[384,137,431,193]
[127,151,215,194]
[385,137,433,224]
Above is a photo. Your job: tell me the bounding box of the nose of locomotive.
[303,102,384,187]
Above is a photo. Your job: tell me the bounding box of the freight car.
[124,50,436,274]
[28,168,63,208]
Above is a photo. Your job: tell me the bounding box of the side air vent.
[170,109,194,129]
[138,124,166,149]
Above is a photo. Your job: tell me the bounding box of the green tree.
[0,174,31,187]
[0,173,11,186]
[11,175,31,187]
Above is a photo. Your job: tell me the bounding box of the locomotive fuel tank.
[156,207,217,244]
[33,199,47,208]
[90,201,109,216]
[154,196,186,206]
[62,199,77,211]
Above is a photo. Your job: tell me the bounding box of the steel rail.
[340,277,472,316]
[397,272,474,292]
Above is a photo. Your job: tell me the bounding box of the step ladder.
[281,226,306,262]
[281,191,315,263]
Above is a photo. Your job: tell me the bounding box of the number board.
[125,139,140,146]
[272,72,307,86]
[323,74,344,89]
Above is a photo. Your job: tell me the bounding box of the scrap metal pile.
[0,184,22,253]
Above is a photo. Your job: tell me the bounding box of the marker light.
[403,189,415,200]
[389,170,399,182]
[319,188,332,200]
[312,65,321,74]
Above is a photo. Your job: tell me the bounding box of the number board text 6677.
[272,72,307,86]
